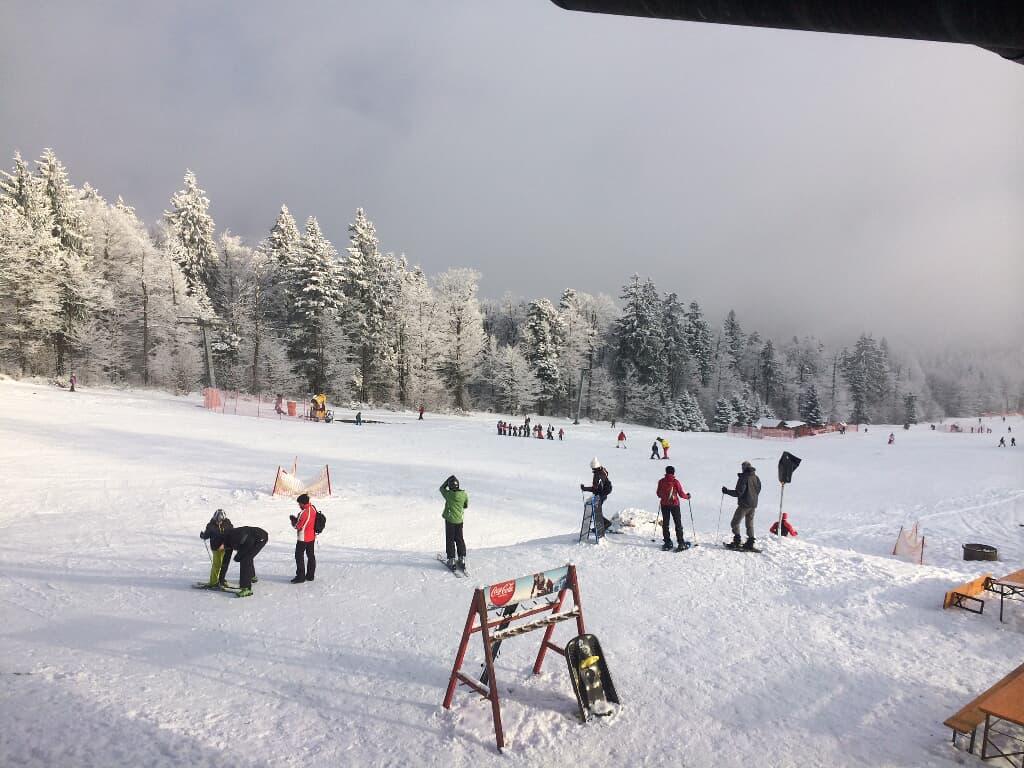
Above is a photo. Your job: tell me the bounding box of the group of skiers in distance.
[614,431,672,461]
[497,418,564,441]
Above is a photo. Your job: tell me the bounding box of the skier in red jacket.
[289,493,318,583]
[656,466,691,551]
[769,512,798,537]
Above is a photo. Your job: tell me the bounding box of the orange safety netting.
[272,463,332,498]
[892,522,925,565]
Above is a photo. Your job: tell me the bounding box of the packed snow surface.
[1,379,1022,767]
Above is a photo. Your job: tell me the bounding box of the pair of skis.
[192,581,242,592]
[657,541,695,552]
[722,542,763,554]
[436,553,469,578]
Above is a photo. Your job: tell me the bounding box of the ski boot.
[457,557,466,572]
[661,542,674,551]
[251,575,258,584]
[236,587,253,598]
[445,557,456,572]
[675,541,691,552]
[725,534,742,550]
[290,575,305,584]
[742,537,757,551]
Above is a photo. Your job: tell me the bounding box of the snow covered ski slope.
[1,379,1022,767]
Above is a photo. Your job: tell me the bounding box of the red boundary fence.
[728,423,858,439]
[201,388,310,420]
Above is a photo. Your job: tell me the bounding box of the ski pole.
[716,492,725,541]
[776,482,786,538]
[687,497,699,545]
[203,538,212,563]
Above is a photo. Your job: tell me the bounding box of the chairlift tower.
[177,316,224,389]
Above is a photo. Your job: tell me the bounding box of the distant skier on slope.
[440,475,469,573]
[617,431,626,449]
[722,460,761,550]
[659,437,670,460]
[656,465,691,551]
[581,458,614,537]
[650,440,661,460]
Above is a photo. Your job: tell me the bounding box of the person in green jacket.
[440,474,469,572]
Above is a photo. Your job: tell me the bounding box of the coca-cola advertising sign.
[486,565,569,608]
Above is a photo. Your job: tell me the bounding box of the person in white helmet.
[580,458,614,537]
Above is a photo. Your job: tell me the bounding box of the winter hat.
[590,457,602,470]
[666,466,675,475]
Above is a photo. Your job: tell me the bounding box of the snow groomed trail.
[0,379,1022,767]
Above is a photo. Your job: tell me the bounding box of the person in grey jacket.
[722,460,761,550]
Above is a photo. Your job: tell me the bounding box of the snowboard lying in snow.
[565,634,619,722]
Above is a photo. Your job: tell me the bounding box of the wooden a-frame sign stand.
[442,563,585,751]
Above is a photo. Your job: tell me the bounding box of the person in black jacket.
[722,461,762,550]
[199,509,233,587]
[581,458,614,536]
[205,524,268,597]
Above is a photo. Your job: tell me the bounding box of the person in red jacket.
[616,431,627,448]
[289,493,318,583]
[656,466,691,551]
[769,512,798,537]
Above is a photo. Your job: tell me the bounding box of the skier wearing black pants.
[289,493,317,583]
[656,466,691,551]
[219,526,268,597]
[440,475,469,572]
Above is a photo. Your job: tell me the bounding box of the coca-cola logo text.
[489,580,516,607]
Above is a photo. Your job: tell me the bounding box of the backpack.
[315,510,327,534]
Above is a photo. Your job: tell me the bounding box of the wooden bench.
[943,574,993,613]
[945,661,1024,753]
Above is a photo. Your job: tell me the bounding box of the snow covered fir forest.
[1,148,1020,424]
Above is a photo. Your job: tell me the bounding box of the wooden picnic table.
[980,675,1024,765]
[987,570,1024,623]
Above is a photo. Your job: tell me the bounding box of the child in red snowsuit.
[769,513,798,537]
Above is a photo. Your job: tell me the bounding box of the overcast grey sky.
[2,1,1022,346]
